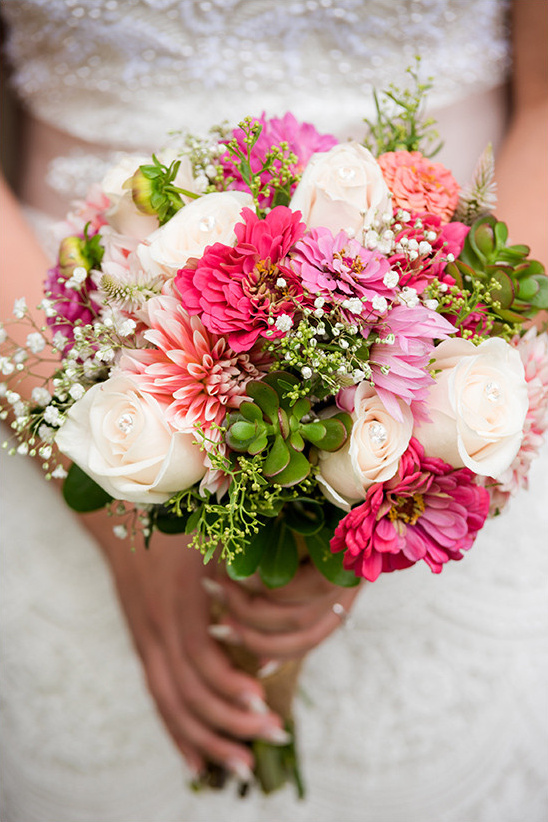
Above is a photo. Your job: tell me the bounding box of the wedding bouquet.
[2,72,548,797]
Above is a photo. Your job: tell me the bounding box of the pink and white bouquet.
[2,75,548,796]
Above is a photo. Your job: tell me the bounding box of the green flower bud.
[58,236,88,277]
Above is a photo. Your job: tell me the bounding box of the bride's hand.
[84,512,290,780]
[206,561,363,661]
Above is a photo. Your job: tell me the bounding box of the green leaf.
[316,417,349,451]
[263,435,290,476]
[493,220,508,248]
[248,431,269,455]
[62,463,113,512]
[247,380,279,422]
[306,528,360,587]
[239,401,263,423]
[291,397,311,421]
[284,500,324,535]
[258,522,299,588]
[489,269,514,309]
[230,420,256,441]
[155,509,190,534]
[300,421,327,444]
[530,276,548,309]
[226,528,267,579]
[185,508,202,534]
[516,278,540,302]
[272,447,310,487]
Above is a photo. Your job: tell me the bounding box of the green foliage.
[130,155,200,224]
[58,222,104,277]
[363,58,442,157]
[226,371,351,488]
[62,463,112,512]
[448,215,548,328]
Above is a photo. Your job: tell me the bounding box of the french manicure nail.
[226,758,254,783]
[208,624,241,644]
[201,577,226,602]
[240,692,269,714]
[261,726,292,745]
[257,659,281,679]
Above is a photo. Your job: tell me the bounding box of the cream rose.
[136,190,254,279]
[318,384,414,509]
[55,375,206,504]
[289,142,391,237]
[415,337,528,478]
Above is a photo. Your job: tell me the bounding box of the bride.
[1,1,547,820]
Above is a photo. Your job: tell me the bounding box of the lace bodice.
[3,0,511,149]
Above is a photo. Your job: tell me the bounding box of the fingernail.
[208,624,241,644]
[261,726,292,745]
[201,577,226,602]
[240,692,269,714]
[257,659,281,679]
[226,758,254,783]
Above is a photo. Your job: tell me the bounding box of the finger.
[214,580,330,633]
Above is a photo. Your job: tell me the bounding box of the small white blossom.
[275,314,293,333]
[26,332,46,354]
[314,297,325,309]
[113,524,128,539]
[424,299,439,311]
[418,241,432,255]
[38,424,56,443]
[339,339,349,349]
[0,382,7,397]
[407,239,419,251]
[39,444,53,460]
[342,298,363,315]
[383,270,399,288]
[17,442,29,456]
[364,229,379,249]
[32,387,52,406]
[39,298,57,318]
[275,277,287,289]
[0,326,7,344]
[337,365,347,375]
[118,319,137,337]
[383,333,395,345]
[0,358,15,376]
[314,308,325,319]
[13,297,27,319]
[51,465,68,479]
[398,236,409,247]
[446,253,455,262]
[301,366,313,379]
[399,287,419,308]
[13,401,28,419]
[73,327,85,340]
[426,231,437,242]
[439,283,449,293]
[43,405,62,426]
[52,331,69,350]
[6,390,20,405]
[372,295,388,313]
[408,250,419,261]
[13,348,28,365]
[344,227,356,238]
[69,384,86,401]
[95,347,115,363]
[352,369,366,383]
[398,210,411,223]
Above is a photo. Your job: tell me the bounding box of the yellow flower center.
[388,493,425,526]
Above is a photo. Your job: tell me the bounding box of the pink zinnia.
[331,438,490,582]
[378,151,460,224]
[221,113,337,207]
[388,211,468,293]
[176,206,306,352]
[120,295,271,432]
[290,228,394,313]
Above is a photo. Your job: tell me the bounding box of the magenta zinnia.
[330,438,490,581]
[176,206,306,352]
[120,295,270,432]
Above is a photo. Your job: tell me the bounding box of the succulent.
[447,215,548,325]
[226,372,352,487]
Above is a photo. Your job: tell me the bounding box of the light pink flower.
[378,151,460,223]
[176,206,306,352]
[290,228,394,314]
[221,113,337,208]
[120,295,270,432]
[485,328,548,512]
[330,438,490,581]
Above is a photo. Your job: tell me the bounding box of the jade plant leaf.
[258,522,299,588]
[306,528,360,587]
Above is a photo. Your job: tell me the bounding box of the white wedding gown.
[1,2,547,821]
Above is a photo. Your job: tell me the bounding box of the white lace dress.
[1,2,547,821]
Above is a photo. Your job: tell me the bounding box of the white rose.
[289,142,391,236]
[415,337,528,478]
[55,375,206,504]
[136,190,254,279]
[318,384,413,509]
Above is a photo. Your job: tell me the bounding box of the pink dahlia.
[176,206,306,352]
[365,303,455,420]
[388,212,468,293]
[331,438,490,581]
[120,295,270,432]
[221,113,337,207]
[485,328,548,513]
[378,151,460,224]
[290,228,394,314]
